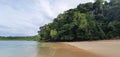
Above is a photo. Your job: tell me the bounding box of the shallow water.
[0,41,104,57]
[0,41,41,57]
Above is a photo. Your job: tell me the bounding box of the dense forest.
[38,0,120,41]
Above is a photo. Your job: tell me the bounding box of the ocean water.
[0,41,39,57]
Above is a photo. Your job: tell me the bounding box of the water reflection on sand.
[0,41,56,57]
[37,43,56,57]
[0,41,101,57]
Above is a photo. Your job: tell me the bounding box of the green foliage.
[0,35,40,41]
[77,2,93,13]
[38,0,120,41]
[50,29,58,40]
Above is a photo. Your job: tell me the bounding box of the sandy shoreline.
[39,42,102,57]
[66,40,120,57]
[38,40,120,57]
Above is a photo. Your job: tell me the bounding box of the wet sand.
[66,40,120,57]
[38,43,102,57]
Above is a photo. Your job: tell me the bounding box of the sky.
[0,0,95,36]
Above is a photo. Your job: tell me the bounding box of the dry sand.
[66,40,120,57]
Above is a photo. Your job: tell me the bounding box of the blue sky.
[0,0,95,36]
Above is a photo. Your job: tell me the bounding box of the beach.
[66,40,120,57]
[39,40,120,57]
[39,43,101,57]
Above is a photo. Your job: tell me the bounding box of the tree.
[50,29,58,40]
[77,2,93,13]
[38,0,120,41]
[93,0,104,21]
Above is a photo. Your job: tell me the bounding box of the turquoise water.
[0,41,39,57]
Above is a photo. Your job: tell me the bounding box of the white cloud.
[0,0,94,36]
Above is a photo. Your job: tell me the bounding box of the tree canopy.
[38,0,120,41]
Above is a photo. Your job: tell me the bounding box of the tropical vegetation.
[38,0,120,41]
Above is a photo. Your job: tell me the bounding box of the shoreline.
[39,42,102,57]
[65,40,120,57]
[39,40,120,57]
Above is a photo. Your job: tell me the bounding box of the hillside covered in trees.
[38,0,120,41]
